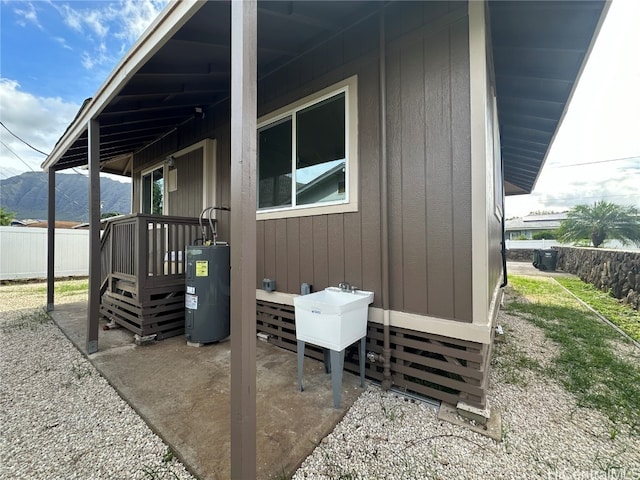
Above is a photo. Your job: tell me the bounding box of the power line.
[0,120,49,156]
[0,140,41,172]
[0,121,89,177]
[0,139,90,219]
[551,155,640,168]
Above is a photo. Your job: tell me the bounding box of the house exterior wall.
[131,1,507,343]
[256,2,474,323]
[167,148,203,218]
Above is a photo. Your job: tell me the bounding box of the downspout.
[500,156,508,288]
[378,5,393,390]
[500,213,508,288]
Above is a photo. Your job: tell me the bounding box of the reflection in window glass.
[258,118,292,209]
[296,93,345,206]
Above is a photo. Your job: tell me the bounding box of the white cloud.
[85,10,110,39]
[0,79,79,175]
[53,36,73,51]
[58,4,83,33]
[52,0,166,72]
[13,1,41,29]
[113,0,167,43]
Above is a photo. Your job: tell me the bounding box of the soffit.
[489,1,607,195]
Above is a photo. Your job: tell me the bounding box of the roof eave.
[41,0,205,172]
[526,0,612,194]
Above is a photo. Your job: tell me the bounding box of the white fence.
[505,239,560,250]
[505,239,639,252]
[0,227,89,280]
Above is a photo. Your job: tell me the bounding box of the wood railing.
[100,214,201,298]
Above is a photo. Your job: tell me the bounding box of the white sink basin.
[294,287,374,351]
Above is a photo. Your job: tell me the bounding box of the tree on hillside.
[557,201,640,248]
[0,207,15,226]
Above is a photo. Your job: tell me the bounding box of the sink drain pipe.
[377,5,392,391]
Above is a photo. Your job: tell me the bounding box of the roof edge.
[528,0,612,193]
[42,0,205,172]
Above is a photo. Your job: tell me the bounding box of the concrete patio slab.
[49,302,365,480]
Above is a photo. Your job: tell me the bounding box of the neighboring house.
[25,220,84,229]
[10,219,41,227]
[506,212,568,240]
[11,219,82,229]
[41,1,607,413]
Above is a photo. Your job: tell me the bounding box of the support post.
[46,168,56,311]
[87,118,101,354]
[378,5,393,390]
[230,1,257,478]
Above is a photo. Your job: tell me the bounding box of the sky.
[0,0,167,179]
[1,0,639,218]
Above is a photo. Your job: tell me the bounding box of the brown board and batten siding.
[167,148,203,218]
[255,11,383,305]
[256,3,473,322]
[132,2,473,322]
[386,7,472,322]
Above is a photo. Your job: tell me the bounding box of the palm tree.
[557,201,640,248]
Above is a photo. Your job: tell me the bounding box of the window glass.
[142,167,164,214]
[258,118,292,209]
[296,93,345,206]
[257,91,347,212]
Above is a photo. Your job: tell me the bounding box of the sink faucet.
[338,282,350,292]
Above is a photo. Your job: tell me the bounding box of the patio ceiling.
[43,0,607,196]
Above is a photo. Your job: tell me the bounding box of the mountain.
[0,171,131,222]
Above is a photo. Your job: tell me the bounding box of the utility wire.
[0,120,49,156]
[0,140,42,172]
[0,140,90,219]
[0,120,89,177]
[551,155,640,168]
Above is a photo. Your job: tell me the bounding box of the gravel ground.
[2,281,639,479]
[293,313,640,480]
[0,282,196,480]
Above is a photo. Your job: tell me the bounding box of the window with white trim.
[141,165,164,214]
[256,76,358,219]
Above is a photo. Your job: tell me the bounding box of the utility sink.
[294,287,374,351]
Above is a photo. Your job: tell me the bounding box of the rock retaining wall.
[506,249,535,262]
[555,247,640,310]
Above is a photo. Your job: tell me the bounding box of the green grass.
[505,275,640,431]
[33,280,88,297]
[491,329,542,387]
[555,276,640,342]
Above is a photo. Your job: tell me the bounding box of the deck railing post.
[136,216,147,298]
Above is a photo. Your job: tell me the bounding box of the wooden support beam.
[230,1,257,478]
[46,168,55,311]
[87,118,101,354]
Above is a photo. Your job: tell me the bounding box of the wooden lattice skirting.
[100,282,186,340]
[256,300,492,409]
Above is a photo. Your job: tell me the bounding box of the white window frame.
[140,163,167,215]
[256,75,359,221]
